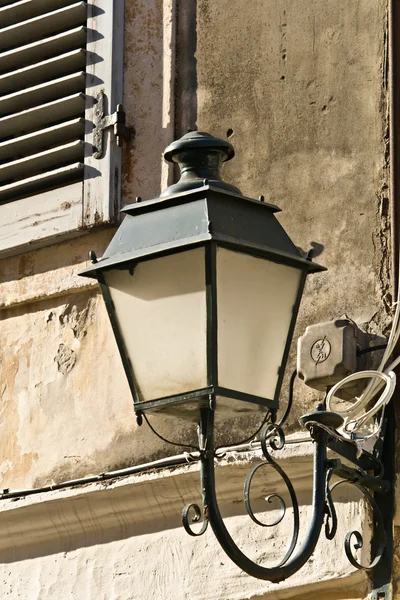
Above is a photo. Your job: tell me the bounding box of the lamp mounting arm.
[196,407,328,583]
[178,404,390,582]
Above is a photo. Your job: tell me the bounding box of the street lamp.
[80,132,389,583]
[80,131,322,420]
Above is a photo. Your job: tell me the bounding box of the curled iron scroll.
[324,468,337,541]
[328,479,386,570]
[182,503,209,537]
[243,424,300,567]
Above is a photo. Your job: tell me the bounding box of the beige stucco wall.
[0,447,370,600]
[194,0,391,428]
[0,0,393,598]
[0,0,390,489]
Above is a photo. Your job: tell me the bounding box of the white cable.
[325,370,396,440]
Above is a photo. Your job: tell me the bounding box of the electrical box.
[297,318,364,399]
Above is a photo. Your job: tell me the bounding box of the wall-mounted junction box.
[297,318,368,400]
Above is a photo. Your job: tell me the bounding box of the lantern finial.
[161,131,242,197]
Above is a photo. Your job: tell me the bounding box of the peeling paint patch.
[55,344,76,375]
[58,297,96,340]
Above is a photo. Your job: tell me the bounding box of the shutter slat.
[0,27,87,74]
[0,93,85,139]
[0,49,86,95]
[0,0,80,29]
[0,71,85,117]
[0,141,84,183]
[0,0,87,202]
[0,163,84,203]
[0,119,84,161]
[0,2,87,52]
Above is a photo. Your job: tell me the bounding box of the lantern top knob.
[164,131,235,163]
[161,131,241,197]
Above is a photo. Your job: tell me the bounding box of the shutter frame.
[83,0,125,228]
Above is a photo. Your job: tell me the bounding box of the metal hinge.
[93,91,132,159]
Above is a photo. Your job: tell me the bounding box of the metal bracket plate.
[370,584,390,599]
[93,91,132,158]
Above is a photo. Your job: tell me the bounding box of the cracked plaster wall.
[0,0,390,495]
[0,0,394,598]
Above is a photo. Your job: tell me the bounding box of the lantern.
[80,132,324,421]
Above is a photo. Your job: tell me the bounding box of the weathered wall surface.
[0,450,370,600]
[123,0,175,203]
[194,0,390,426]
[0,0,392,597]
[0,0,180,490]
[0,0,389,489]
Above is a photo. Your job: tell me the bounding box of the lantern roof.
[80,133,325,278]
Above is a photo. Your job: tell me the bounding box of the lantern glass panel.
[105,247,207,402]
[216,247,302,399]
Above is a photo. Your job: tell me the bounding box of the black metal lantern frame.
[80,132,393,587]
[82,184,319,422]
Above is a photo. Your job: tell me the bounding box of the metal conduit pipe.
[0,428,316,502]
[0,453,195,501]
[0,433,315,502]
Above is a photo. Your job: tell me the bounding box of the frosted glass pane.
[217,247,301,399]
[106,248,207,401]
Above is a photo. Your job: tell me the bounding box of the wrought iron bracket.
[144,398,393,584]
[326,458,390,494]
[93,91,132,159]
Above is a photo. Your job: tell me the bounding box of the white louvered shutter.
[0,0,125,256]
[0,1,86,201]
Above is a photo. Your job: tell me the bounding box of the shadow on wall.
[0,462,361,565]
[296,241,325,260]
